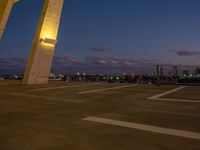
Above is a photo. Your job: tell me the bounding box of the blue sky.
[0,0,200,74]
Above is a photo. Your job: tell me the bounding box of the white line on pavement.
[77,84,137,94]
[148,86,200,103]
[148,86,187,99]
[151,98,200,103]
[32,83,101,91]
[83,116,200,140]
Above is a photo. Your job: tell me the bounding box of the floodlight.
[40,38,57,45]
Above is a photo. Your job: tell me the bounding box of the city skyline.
[0,0,200,74]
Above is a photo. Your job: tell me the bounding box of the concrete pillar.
[23,0,64,85]
[0,0,19,39]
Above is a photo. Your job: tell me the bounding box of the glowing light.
[39,22,59,47]
[40,38,57,45]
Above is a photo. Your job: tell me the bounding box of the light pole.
[156,65,160,86]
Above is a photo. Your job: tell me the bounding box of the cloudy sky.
[0,0,200,74]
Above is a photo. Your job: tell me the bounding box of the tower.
[156,65,160,85]
[23,0,64,85]
[172,66,178,77]
[0,0,20,39]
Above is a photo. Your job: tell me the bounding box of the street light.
[40,38,57,45]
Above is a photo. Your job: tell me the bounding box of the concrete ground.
[0,80,199,150]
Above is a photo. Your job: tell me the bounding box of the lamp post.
[156,65,160,86]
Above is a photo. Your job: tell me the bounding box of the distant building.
[160,67,164,76]
[173,66,178,77]
[156,65,160,85]
[156,65,160,76]
[182,70,189,77]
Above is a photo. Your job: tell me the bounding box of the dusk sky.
[0,0,200,74]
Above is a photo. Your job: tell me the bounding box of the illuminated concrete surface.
[83,116,200,140]
[0,0,19,39]
[23,0,64,85]
[32,83,102,91]
[0,81,200,150]
[77,84,137,94]
[148,86,200,103]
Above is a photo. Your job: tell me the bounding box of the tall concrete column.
[23,0,64,85]
[0,0,19,39]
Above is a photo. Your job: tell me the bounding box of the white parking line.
[148,86,187,99]
[148,86,200,103]
[32,83,101,91]
[77,84,137,94]
[83,116,200,140]
[151,97,200,103]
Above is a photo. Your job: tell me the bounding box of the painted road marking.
[151,97,200,103]
[0,92,82,103]
[83,116,200,140]
[77,84,137,94]
[148,86,200,103]
[148,86,187,99]
[32,83,102,91]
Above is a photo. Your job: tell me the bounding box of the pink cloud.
[170,49,200,56]
[63,53,81,64]
[177,50,200,56]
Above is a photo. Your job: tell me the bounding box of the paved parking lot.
[0,80,199,150]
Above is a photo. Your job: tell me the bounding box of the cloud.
[53,53,82,65]
[53,56,66,65]
[82,56,162,74]
[0,57,26,73]
[86,56,109,66]
[85,55,155,68]
[89,47,111,52]
[170,49,200,56]
[0,49,6,53]
[10,57,26,64]
[2,53,199,74]
[63,53,81,64]
[0,57,26,65]
[0,57,12,64]
[118,58,143,66]
[52,53,85,74]
[177,50,200,56]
